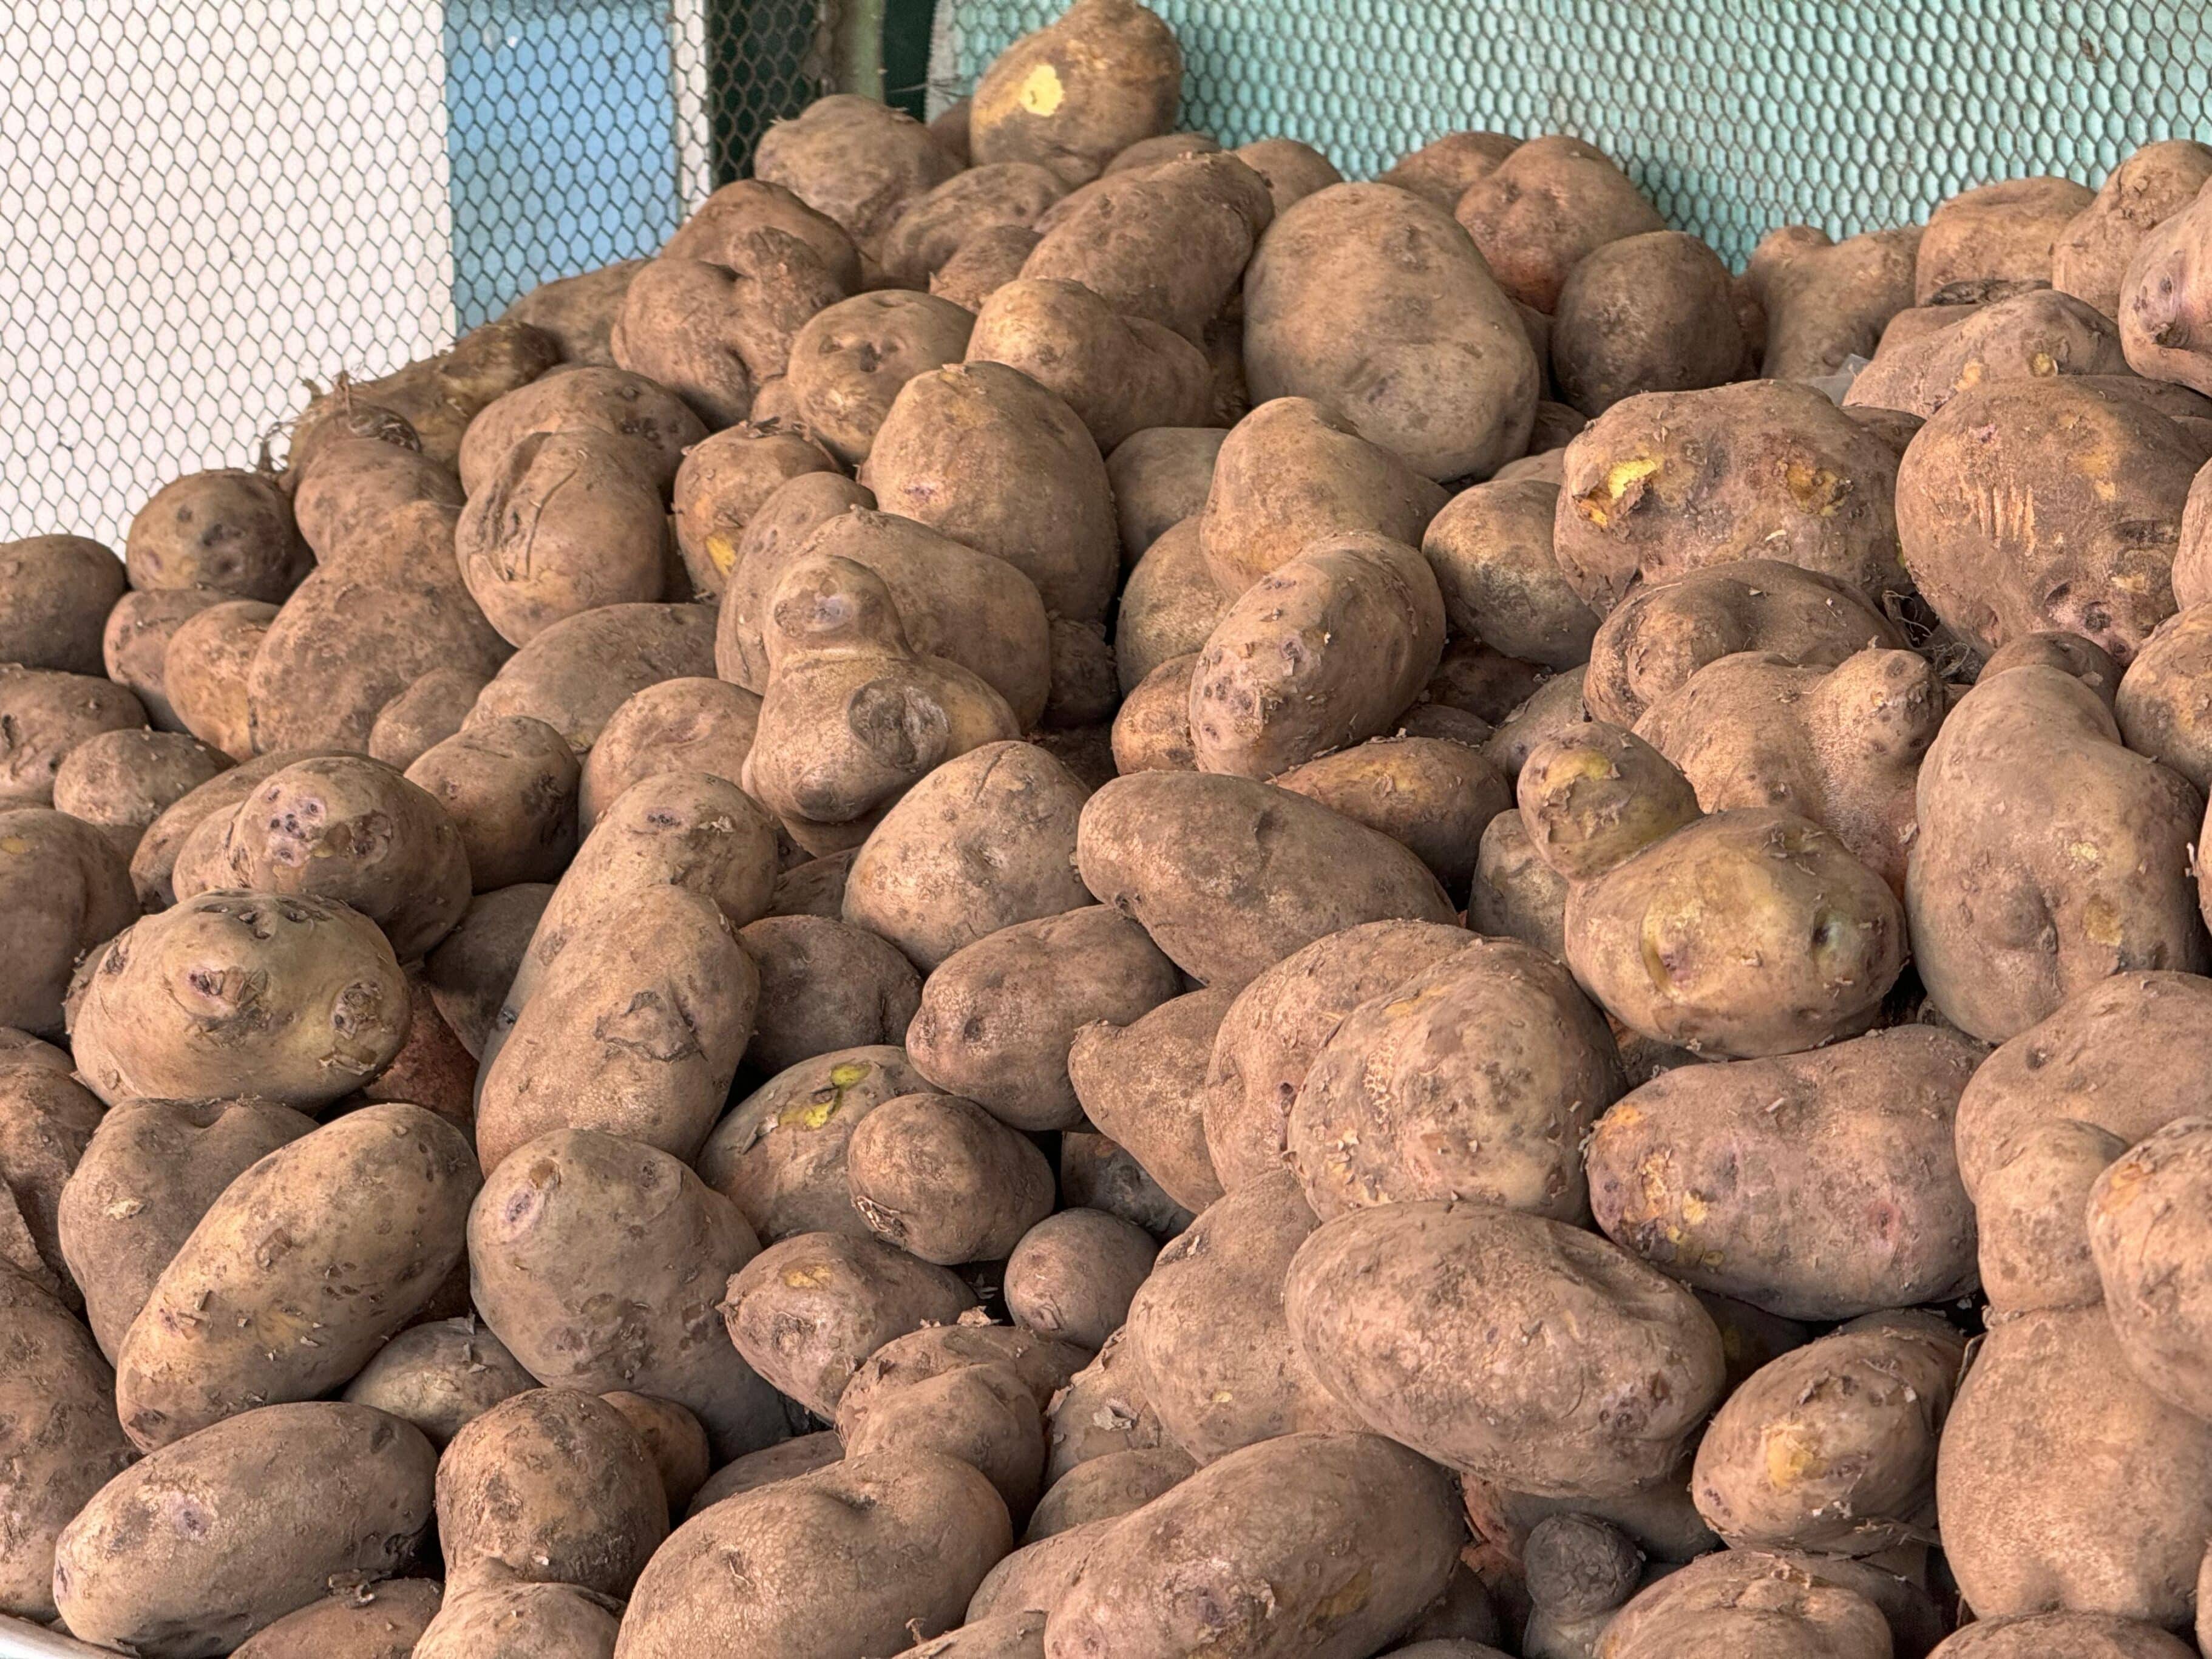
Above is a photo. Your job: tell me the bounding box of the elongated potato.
[342,1317,537,1448]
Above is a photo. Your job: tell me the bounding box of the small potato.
[600,1392,710,1513]
[862,361,1121,622]
[722,1230,978,1416]
[1377,129,1519,209]
[579,677,760,830]
[125,467,309,600]
[412,1584,620,1659]
[1743,223,1922,379]
[368,666,487,769]
[1484,666,1590,778]
[57,1096,314,1359]
[500,256,644,366]
[671,422,837,599]
[342,1317,537,1447]
[1551,230,1745,415]
[1285,1200,1725,1496]
[1114,520,1229,693]
[113,1104,477,1449]
[437,1388,666,1598]
[405,715,578,891]
[786,291,977,466]
[228,1579,444,1659]
[50,727,226,860]
[1275,735,1513,895]
[163,599,275,759]
[1422,477,1598,670]
[1046,1431,1464,1659]
[1917,175,2095,302]
[880,161,1068,286]
[754,94,960,257]
[906,905,1182,1131]
[51,1402,436,1659]
[424,881,552,1055]
[477,885,758,1172]
[932,223,1043,309]
[0,668,142,814]
[1107,428,1225,564]
[456,365,706,497]
[469,1128,786,1459]
[619,1448,1010,1657]
[1026,1444,1193,1541]
[0,534,126,673]
[739,914,921,1074]
[0,807,137,1039]
[1289,935,1623,1220]
[1189,531,1447,779]
[665,178,863,290]
[968,0,1180,184]
[838,1358,1048,1519]
[1588,1025,1982,1319]
[69,891,407,1108]
[1005,1207,1156,1351]
[102,587,229,730]
[1453,135,1666,313]
[1199,396,1448,594]
[697,1046,943,1243]
[469,600,718,753]
[1067,986,1230,1211]
[1110,653,1198,772]
[845,1091,1053,1263]
[1468,809,1568,957]
[1233,136,1343,212]
[968,277,1211,449]
[456,429,670,644]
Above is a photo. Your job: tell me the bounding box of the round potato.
[738,913,921,1074]
[1551,229,1745,415]
[838,1358,1047,1520]
[467,600,719,753]
[411,1584,622,1659]
[456,366,705,497]
[0,534,127,674]
[786,291,977,466]
[1453,135,1666,313]
[671,422,836,599]
[968,277,1212,450]
[405,714,578,890]
[342,1317,537,1448]
[367,667,486,770]
[1422,477,1597,670]
[125,467,309,600]
[1005,1207,1157,1351]
[578,677,760,830]
[754,93,960,257]
[51,727,227,860]
[844,1091,1053,1264]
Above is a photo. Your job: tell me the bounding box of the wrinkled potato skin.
[1908,663,2207,1043]
[1286,1200,1725,1497]
[968,277,1211,449]
[51,1402,436,1659]
[1847,288,2127,418]
[1552,231,1746,416]
[456,366,705,497]
[845,1091,1053,1263]
[125,468,310,601]
[1046,1432,1463,1659]
[228,1579,444,1659]
[1587,1026,1982,1320]
[341,1317,537,1448]
[1453,135,1666,313]
[0,534,126,674]
[1422,477,1596,670]
[1555,379,1908,612]
[1917,175,2095,302]
[1743,224,1921,378]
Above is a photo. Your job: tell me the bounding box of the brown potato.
[288,419,464,568]
[1453,135,1666,313]
[50,726,226,859]
[1275,735,1513,895]
[1917,175,2096,301]
[102,587,229,730]
[228,1579,444,1659]
[414,1585,620,1659]
[405,714,578,889]
[1109,653,1198,772]
[162,598,275,759]
[424,881,552,1056]
[1114,518,1229,693]
[1483,665,1591,777]
[1005,1207,1156,1351]
[1422,477,1598,670]
[0,534,126,674]
[342,1317,537,1448]
[1468,806,1568,957]
[861,361,1121,620]
[600,1391,710,1513]
[1286,1199,1725,1496]
[968,277,1212,449]
[1107,427,1224,565]
[316,317,561,467]
[722,1230,978,1416]
[670,422,837,599]
[0,1065,101,1306]
[1025,1444,1193,1541]
[0,807,134,1041]
[834,1320,1088,1440]
[1043,1324,1173,1480]
[755,93,960,257]
[500,256,644,365]
[969,0,1181,183]
[787,291,978,464]
[579,677,760,830]
[1067,986,1229,1212]
[126,744,336,908]
[842,1091,1051,1263]
[967,1518,1109,1623]
[2086,1116,2212,1418]
[738,913,921,1074]
[1740,223,1921,378]
[1596,1550,1899,1659]
[1377,129,1519,209]
[839,1357,1047,1521]
[125,467,310,600]
[467,600,718,753]
[1551,230,1746,415]
[1930,1614,2197,1659]
[609,248,839,430]
[456,365,706,497]
[1233,136,1343,212]
[1059,1128,1194,1238]
[1847,288,2127,417]
[0,667,143,811]
[932,223,1044,310]
[469,1127,786,1458]
[368,667,488,769]
[881,162,1069,286]
[437,1388,666,1598]
[663,178,862,290]
[906,905,1182,1131]
[2115,603,2212,789]
[1199,396,1449,594]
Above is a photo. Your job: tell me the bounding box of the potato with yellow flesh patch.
[968,0,1180,185]
[1908,658,2207,1043]
[1847,288,2129,417]
[670,424,836,600]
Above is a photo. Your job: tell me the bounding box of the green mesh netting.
[932,0,2212,265]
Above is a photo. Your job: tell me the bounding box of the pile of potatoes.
[20,4,2212,1655]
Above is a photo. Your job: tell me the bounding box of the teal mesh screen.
[932,0,2212,264]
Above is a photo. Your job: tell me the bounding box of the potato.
[836,1355,1047,1522]
[52,1401,435,1656]
[415,1586,620,1658]
[1066,987,1228,1211]
[500,256,643,365]
[1551,230,1746,415]
[1453,135,1666,313]
[1104,129,1218,172]
[1586,1024,1980,1323]
[1199,396,1450,594]
[2082,1116,2212,1417]
[0,1067,98,1307]
[1555,379,1908,611]
[579,677,759,830]
[1468,809,1568,956]
[1275,735,1511,895]
[608,250,832,430]
[1059,1128,1194,1238]
[394,716,575,893]
[50,726,225,860]
[1918,175,2095,302]
[0,534,126,674]
[601,1391,710,1512]
[670,422,836,599]
[1583,559,1905,726]
[663,178,862,290]
[968,277,1212,449]
[1286,1199,1722,1495]
[835,1320,1088,1439]
[1928,1614,2196,1658]
[125,467,309,600]
[967,1518,1108,1621]
[1422,477,1597,670]
[843,1091,1052,1263]
[341,1317,537,1448]
[933,223,1044,309]
[1005,1207,1156,1350]
[469,1127,787,1458]
[1634,646,1942,891]
[1040,1324,1172,1481]
[754,93,960,258]
[722,1230,978,1416]
[161,597,274,759]
[906,905,1181,1131]
[1848,288,2127,419]
[102,587,228,730]
[288,423,464,570]
[468,600,718,752]
[456,365,705,497]
[698,1047,943,1242]
[1289,935,1620,1220]
[1377,129,1518,209]
[1118,1170,1357,1461]
[786,291,977,465]
[1909,660,2206,1042]
[424,881,551,1054]
[1521,724,1905,1056]
[2113,603,2212,789]
[881,162,1068,286]
[1939,1304,2212,1629]
[1106,427,1223,564]
[0,812,131,1048]
[901,1612,1048,1657]
[1898,379,2202,661]
[1189,531,1447,779]
[1484,665,1591,777]
[318,318,561,467]
[1025,1444,1192,1543]
[1047,1431,1462,1659]
[228,1579,444,1659]
[126,744,334,908]
[861,361,1120,621]
[1111,523,1223,696]
[738,913,921,1074]
[1233,135,1342,212]
[1691,1312,1966,1556]
[619,1448,1009,1657]
[456,429,670,644]
[366,667,486,768]
[1106,653,1193,772]
[1741,223,1921,378]
[1244,182,1537,480]
[56,1096,313,1358]
[969,0,1180,184]
[1596,1551,1899,1659]
[438,1388,666,1597]
[719,505,1052,728]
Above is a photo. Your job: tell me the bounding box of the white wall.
[0,0,458,547]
